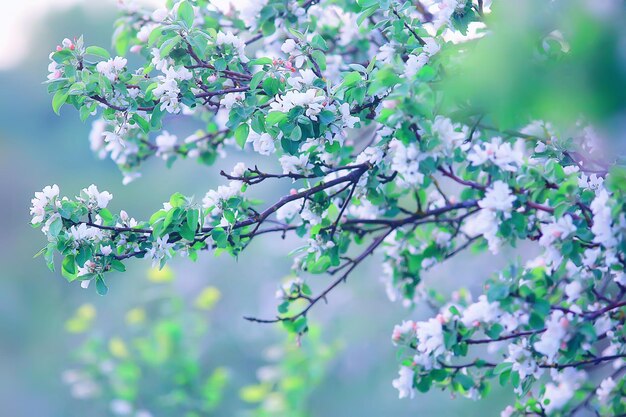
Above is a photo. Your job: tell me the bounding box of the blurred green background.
[12,0,623,415]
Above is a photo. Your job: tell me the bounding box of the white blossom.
[478,181,516,213]
[220,92,245,109]
[279,154,312,175]
[145,234,174,268]
[389,139,424,187]
[247,131,275,155]
[30,184,60,224]
[110,399,133,415]
[276,200,302,224]
[81,184,113,210]
[95,57,127,82]
[202,181,242,217]
[155,131,177,159]
[68,224,104,242]
[153,66,193,113]
[534,311,568,362]
[596,377,616,403]
[216,31,249,63]
[339,103,359,128]
[404,37,440,78]
[539,215,577,247]
[270,89,326,120]
[468,137,525,172]
[460,295,501,327]
[463,209,501,253]
[287,69,317,89]
[415,317,445,356]
[281,38,305,67]
[590,189,618,247]
[392,366,415,399]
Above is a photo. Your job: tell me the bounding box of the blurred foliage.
[239,327,338,417]
[443,0,626,132]
[63,270,229,416]
[62,268,337,417]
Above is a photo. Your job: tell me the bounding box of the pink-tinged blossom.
[391,320,416,344]
[539,215,577,247]
[220,92,245,109]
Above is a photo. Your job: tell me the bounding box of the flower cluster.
[36,0,626,415]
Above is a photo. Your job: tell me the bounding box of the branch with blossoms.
[35,0,626,416]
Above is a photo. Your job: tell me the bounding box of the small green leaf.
[62,255,77,282]
[308,255,331,274]
[95,276,109,295]
[234,123,249,149]
[177,0,195,28]
[249,71,265,90]
[85,46,111,59]
[266,111,286,125]
[290,125,302,141]
[52,89,69,115]
[110,259,126,272]
[49,217,63,237]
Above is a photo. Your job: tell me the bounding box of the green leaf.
[99,208,113,223]
[249,71,265,90]
[85,46,111,59]
[95,276,109,295]
[52,89,69,115]
[310,34,328,51]
[160,34,182,57]
[212,228,228,248]
[493,361,513,376]
[290,125,302,141]
[186,209,199,233]
[169,192,187,208]
[234,123,249,149]
[262,77,280,96]
[48,217,63,237]
[248,57,273,66]
[62,255,77,282]
[308,255,331,274]
[342,71,363,88]
[110,259,126,272]
[454,373,474,391]
[310,50,326,71]
[131,113,151,133]
[356,0,379,8]
[177,0,195,28]
[266,111,287,125]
